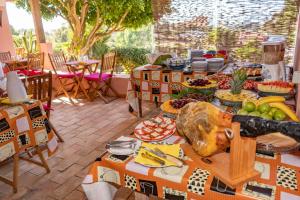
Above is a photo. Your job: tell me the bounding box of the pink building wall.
[0,3,15,54]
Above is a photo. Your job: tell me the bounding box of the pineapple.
[230,69,247,94]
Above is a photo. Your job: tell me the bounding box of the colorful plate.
[182,80,217,90]
[160,100,180,115]
[134,116,176,142]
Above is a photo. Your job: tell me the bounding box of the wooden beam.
[29,0,46,44]
[294,10,300,118]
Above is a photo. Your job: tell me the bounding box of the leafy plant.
[171,88,215,100]
[115,47,150,73]
[13,30,37,54]
[89,38,110,59]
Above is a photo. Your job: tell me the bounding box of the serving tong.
[105,140,136,149]
[141,146,184,167]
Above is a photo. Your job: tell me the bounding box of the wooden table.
[65,60,101,100]
[65,60,101,73]
[3,59,28,71]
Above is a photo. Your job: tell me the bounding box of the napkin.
[134,142,181,167]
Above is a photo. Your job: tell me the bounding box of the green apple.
[237,109,248,115]
[261,113,273,120]
[249,111,261,117]
[258,103,271,114]
[243,102,256,112]
[274,110,287,121]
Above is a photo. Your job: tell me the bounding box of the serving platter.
[134,116,176,142]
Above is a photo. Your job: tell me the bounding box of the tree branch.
[95,7,131,38]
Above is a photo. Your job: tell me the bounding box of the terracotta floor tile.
[0,97,154,199]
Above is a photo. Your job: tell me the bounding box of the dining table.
[127,65,207,117]
[65,59,101,100]
[3,59,28,71]
[83,124,300,200]
[0,99,58,162]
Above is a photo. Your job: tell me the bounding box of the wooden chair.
[84,52,119,103]
[0,154,19,193]
[25,72,64,142]
[27,52,44,71]
[49,53,79,104]
[0,51,11,62]
[17,52,45,76]
[0,144,51,193]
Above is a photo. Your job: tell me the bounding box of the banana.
[269,102,300,122]
[257,96,285,105]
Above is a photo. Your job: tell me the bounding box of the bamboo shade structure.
[152,0,300,63]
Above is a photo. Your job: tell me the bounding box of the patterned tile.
[18,132,31,147]
[32,118,45,129]
[163,186,187,200]
[242,181,276,200]
[124,174,137,190]
[277,165,298,191]
[187,168,210,195]
[0,130,15,144]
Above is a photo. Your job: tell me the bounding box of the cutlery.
[141,152,165,165]
[141,146,183,167]
[108,140,136,146]
[105,143,136,149]
[153,147,184,167]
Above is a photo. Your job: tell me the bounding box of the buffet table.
[83,133,300,200]
[127,66,207,114]
[0,100,58,162]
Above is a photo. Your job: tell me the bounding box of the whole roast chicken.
[176,102,232,157]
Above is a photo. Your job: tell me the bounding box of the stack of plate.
[207,58,224,73]
[190,50,204,62]
[191,60,207,72]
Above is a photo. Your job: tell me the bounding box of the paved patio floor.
[0,97,153,200]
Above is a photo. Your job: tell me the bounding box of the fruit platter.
[238,96,299,121]
[182,78,217,92]
[237,96,300,152]
[215,89,257,107]
[161,89,214,114]
[257,81,295,99]
[134,116,176,142]
[214,69,257,107]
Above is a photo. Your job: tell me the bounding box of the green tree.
[15,0,153,57]
[109,25,153,50]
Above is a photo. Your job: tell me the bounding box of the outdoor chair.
[0,51,11,63]
[17,52,44,76]
[49,52,81,103]
[0,51,11,73]
[84,51,119,103]
[25,71,64,142]
[0,145,51,193]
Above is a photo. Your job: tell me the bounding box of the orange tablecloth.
[127,66,207,103]
[0,100,58,162]
[84,134,300,200]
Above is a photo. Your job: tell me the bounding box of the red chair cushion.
[57,72,82,78]
[17,69,43,76]
[84,73,112,82]
[43,104,53,111]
